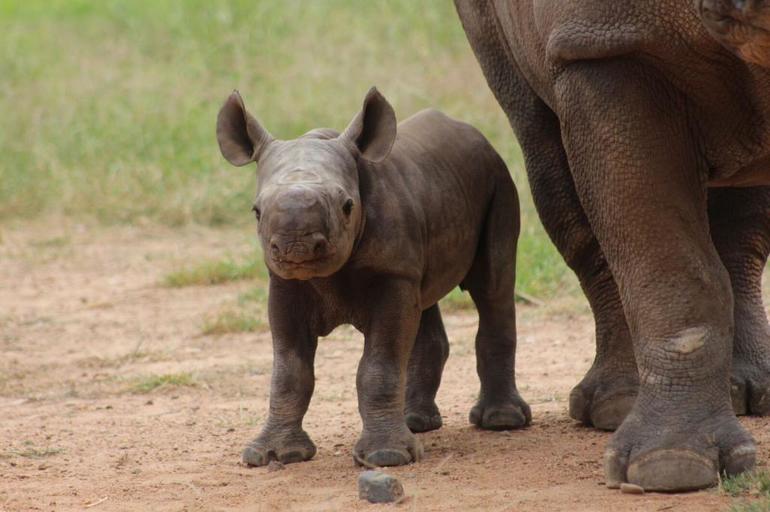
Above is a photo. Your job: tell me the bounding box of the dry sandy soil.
[1,221,768,512]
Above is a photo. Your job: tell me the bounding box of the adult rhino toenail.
[627,449,718,492]
[724,444,757,475]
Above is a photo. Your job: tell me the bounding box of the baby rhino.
[216,87,530,468]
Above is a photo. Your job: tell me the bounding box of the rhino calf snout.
[270,233,332,263]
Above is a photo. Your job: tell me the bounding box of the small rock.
[267,460,285,472]
[620,483,645,495]
[358,470,404,504]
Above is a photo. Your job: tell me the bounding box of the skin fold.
[216,88,530,468]
[455,0,770,492]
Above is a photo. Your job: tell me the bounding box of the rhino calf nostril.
[270,243,280,256]
[313,239,328,256]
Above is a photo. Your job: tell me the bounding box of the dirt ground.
[1,222,768,512]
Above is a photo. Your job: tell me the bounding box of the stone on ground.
[358,470,404,503]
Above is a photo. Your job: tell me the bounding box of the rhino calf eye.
[251,205,261,221]
[342,199,354,216]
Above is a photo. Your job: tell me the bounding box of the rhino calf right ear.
[216,91,273,166]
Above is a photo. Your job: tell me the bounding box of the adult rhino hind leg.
[404,304,449,433]
[464,172,531,431]
[520,97,639,432]
[559,60,754,492]
[709,187,770,416]
[455,0,637,432]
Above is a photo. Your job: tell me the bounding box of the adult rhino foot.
[404,401,442,433]
[605,408,756,492]
[469,391,531,431]
[241,428,316,467]
[730,357,770,416]
[354,425,423,467]
[569,364,639,431]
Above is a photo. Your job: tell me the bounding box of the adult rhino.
[455,0,770,492]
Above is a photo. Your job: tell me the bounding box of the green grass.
[202,282,269,335]
[1,444,63,459]
[0,0,570,298]
[129,372,197,393]
[722,471,770,497]
[163,254,265,287]
[721,471,770,512]
[440,287,475,312]
[202,309,265,335]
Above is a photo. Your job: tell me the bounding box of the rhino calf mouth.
[270,255,338,280]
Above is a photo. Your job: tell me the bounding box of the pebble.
[358,470,404,503]
[620,483,645,495]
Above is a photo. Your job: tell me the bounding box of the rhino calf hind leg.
[463,174,531,431]
[709,187,770,416]
[404,304,449,433]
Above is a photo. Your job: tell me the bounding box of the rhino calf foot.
[469,392,531,431]
[242,429,316,467]
[569,367,639,431]
[730,357,770,416]
[605,408,755,492]
[354,426,423,467]
[404,401,442,433]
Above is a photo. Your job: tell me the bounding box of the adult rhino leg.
[709,187,770,416]
[558,60,755,492]
[520,98,638,432]
[455,0,636,431]
[404,304,449,433]
[464,172,531,430]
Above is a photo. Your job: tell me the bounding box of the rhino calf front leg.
[242,280,318,467]
[355,279,423,467]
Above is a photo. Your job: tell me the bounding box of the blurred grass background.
[0,0,574,299]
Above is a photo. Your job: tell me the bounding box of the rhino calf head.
[216,88,396,280]
[697,0,770,67]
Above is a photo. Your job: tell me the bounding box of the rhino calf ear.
[216,91,273,166]
[342,87,396,163]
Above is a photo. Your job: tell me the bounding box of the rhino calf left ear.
[342,87,397,163]
[216,91,273,166]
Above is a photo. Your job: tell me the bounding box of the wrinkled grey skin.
[568,187,770,432]
[216,88,530,468]
[456,0,770,492]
